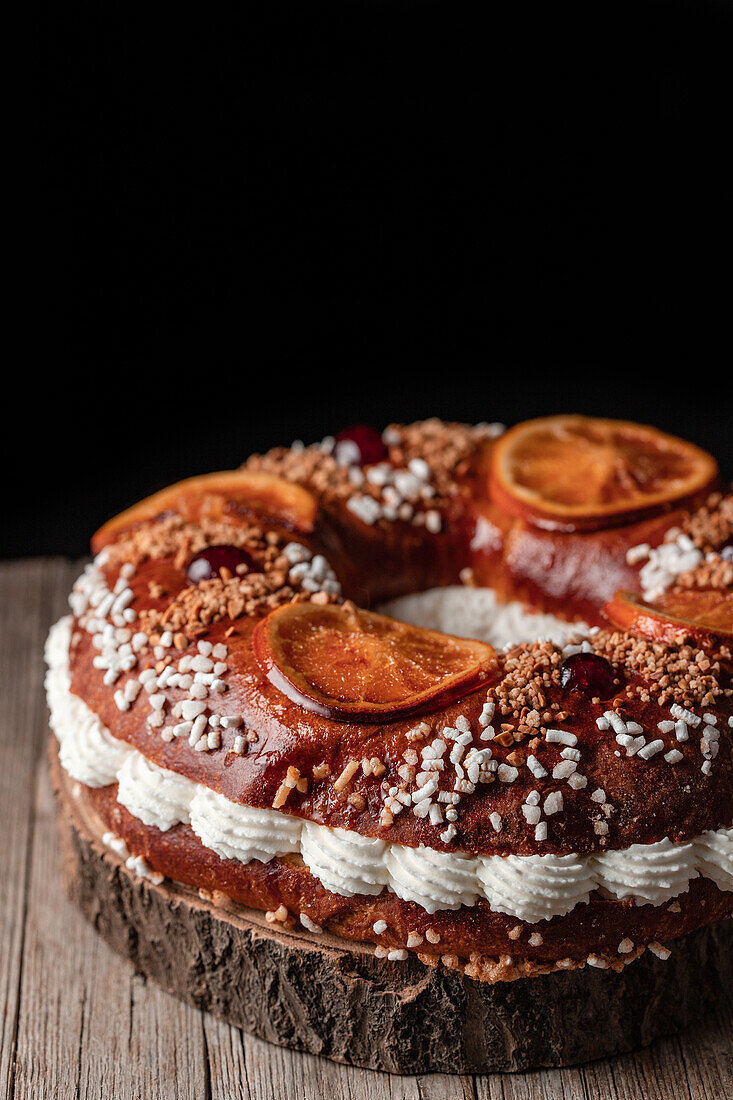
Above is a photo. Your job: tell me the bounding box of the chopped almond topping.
[273,766,306,806]
[106,513,275,571]
[595,629,729,707]
[133,518,337,641]
[681,491,733,553]
[362,756,385,777]
[265,905,293,928]
[272,781,291,809]
[334,760,360,791]
[406,722,430,742]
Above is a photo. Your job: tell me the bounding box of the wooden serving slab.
[51,741,733,1075]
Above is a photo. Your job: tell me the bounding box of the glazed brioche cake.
[47,416,732,989]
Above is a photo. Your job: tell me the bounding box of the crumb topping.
[245,441,352,497]
[139,564,336,639]
[676,554,733,591]
[489,641,567,723]
[382,418,502,497]
[682,491,733,553]
[104,515,282,571]
[103,517,341,639]
[595,630,730,709]
[245,420,503,534]
[628,492,732,601]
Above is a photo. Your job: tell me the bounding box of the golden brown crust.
[69,612,733,856]
[247,426,729,619]
[65,425,733,858]
[57,419,733,974]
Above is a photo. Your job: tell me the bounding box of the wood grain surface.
[0,559,731,1099]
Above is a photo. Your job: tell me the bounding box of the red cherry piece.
[561,652,617,699]
[335,424,388,466]
[187,545,258,584]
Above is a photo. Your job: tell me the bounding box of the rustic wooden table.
[1,559,731,1100]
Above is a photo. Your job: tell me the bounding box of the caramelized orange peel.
[92,470,318,551]
[603,588,733,649]
[253,602,498,722]
[490,415,717,532]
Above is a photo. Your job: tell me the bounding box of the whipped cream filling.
[46,623,130,788]
[117,753,192,831]
[476,852,599,924]
[191,787,302,865]
[386,843,480,912]
[46,616,733,922]
[594,838,699,907]
[377,586,590,649]
[694,829,733,894]
[302,822,389,897]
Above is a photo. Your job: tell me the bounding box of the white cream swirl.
[190,787,301,865]
[301,822,388,896]
[385,844,480,913]
[45,619,131,786]
[695,829,733,893]
[47,616,733,921]
[377,586,590,649]
[117,753,192,831]
[477,853,598,924]
[595,838,698,906]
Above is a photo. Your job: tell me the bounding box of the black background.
[14,2,731,559]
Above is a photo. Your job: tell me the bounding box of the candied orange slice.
[253,602,497,721]
[603,589,733,648]
[490,415,717,531]
[93,471,318,550]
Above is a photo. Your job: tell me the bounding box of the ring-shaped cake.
[47,416,733,1072]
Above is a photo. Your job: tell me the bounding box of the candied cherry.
[187,544,258,584]
[561,652,617,699]
[335,424,388,466]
